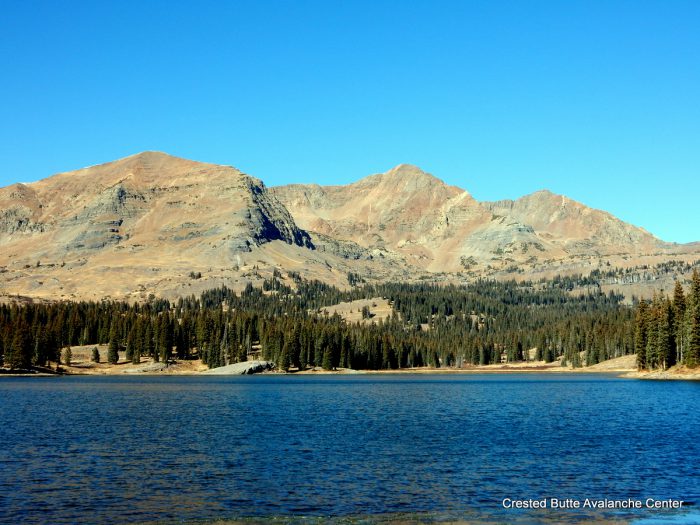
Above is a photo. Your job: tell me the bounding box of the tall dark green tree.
[6,321,32,370]
[673,281,686,363]
[107,337,120,365]
[687,270,700,367]
[63,346,72,367]
[635,300,649,370]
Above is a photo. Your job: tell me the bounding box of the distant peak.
[526,189,564,201]
[119,150,191,164]
[97,150,223,173]
[387,163,430,176]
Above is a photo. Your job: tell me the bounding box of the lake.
[1,373,699,524]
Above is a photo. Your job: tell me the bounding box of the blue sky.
[1,1,698,242]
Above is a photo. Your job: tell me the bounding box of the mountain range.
[1,151,697,301]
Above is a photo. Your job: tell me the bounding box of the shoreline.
[3,352,699,380]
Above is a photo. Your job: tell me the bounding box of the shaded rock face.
[0,152,322,300]
[247,181,314,249]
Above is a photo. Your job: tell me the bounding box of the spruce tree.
[322,346,333,370]
[132,345,141,364]
[673,281,686,363]
[91,346,100,363]
[6,322,32,370]
[62,346,72,367]
[635,300,649,370]
[687,270,700,367]
[125,329,134,362]
[107,338,119,364]
[279,341,291,371]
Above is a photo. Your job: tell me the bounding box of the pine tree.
[107,338,119,364]
[654,299,673,370]
[635,300,649,370]
[91,346,100,363]
[322,346,333,370]
[62,346,72,367]
[132,345,141,364]
[673,281,686,363]
[6,322,32,370]
[664,299,677,368]
[145,321,155,361]
[279,341,291,372]
[158,315,173,364]
[687,270,700,367]
[125,329,134,362]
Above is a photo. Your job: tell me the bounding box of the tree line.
[634,270,700,370]
[1,273,639,372]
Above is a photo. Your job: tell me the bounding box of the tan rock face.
[0,152,413,301]
[1,152,697,301]
[273,164,566,272]
[274,164,698,276]
[484,190,665,255]
[0,151,311,262]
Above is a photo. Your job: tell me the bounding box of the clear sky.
[1,1,698,242]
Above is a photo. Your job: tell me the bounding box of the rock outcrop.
[201,360,276,375]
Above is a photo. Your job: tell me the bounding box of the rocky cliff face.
[274,165,696,276]
[1,152,697,301]
[484,191,666,255]
[0,152,367,301]
[273,164,563,272]
[0,151,312,259]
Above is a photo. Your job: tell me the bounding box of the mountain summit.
[0,153,697,301]
[273,164,673,273]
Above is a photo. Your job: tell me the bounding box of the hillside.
[273,165,699,278]
[272,164,564,273]
[1,152,698,301]
[0,152,413,301]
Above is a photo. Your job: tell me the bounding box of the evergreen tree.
[279,341,291,371]
[673,281,686,363]
[91,346,100,363]
[322,346,333,370]
[687,270,700,367]
[63,346,72,367]
[132,345,141,364]
[107,337,119,364]
[635,300,649,370]
[6,322,32,370]
[125,329,135,362]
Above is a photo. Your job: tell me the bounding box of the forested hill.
[1,274,636,372]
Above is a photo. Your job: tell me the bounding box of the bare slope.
[484,190,666,255]
[272,164,558,272]
[274,165,699,277]
[1,153,698,301]
[0,152,413,300]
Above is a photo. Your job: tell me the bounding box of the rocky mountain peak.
[1,152,696,302]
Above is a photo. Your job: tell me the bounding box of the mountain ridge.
[1,152,698,301]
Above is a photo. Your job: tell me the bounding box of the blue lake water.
[1,373,699,524]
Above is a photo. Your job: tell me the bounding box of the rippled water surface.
[1,374,699,524]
